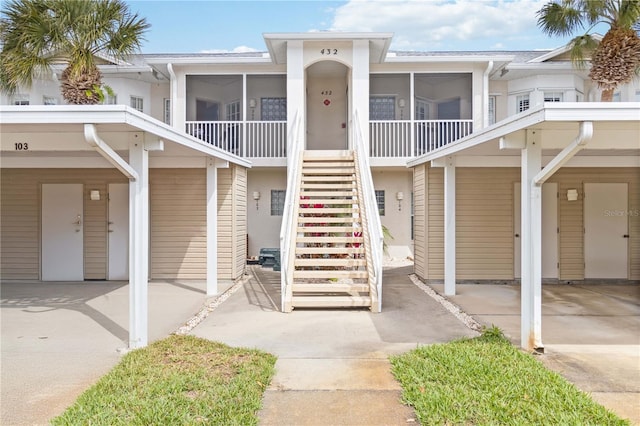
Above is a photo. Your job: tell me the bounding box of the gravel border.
[174,276,247,335]
[409,274,483,333]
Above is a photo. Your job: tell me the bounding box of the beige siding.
[217,168,233,279]
[413,164,427,279]
[427,166,444,279]
[150,169,206,280]
[233,166,247,280]
[416,165,639,282]
[457,168,519,279]
[0,169,126,280]
[546,167,640,280]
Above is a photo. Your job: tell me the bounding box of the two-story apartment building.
[1,32,638,349]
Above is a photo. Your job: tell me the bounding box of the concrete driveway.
[2,272,638,425]
[0,280,208,426]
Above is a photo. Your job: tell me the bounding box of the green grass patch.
[52,335,276,426]
[390,327,628,425]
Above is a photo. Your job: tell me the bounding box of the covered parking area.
[409,102,639,351]
[0,105,251,349]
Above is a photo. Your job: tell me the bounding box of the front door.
[306,61,348,150]
[108,183,129,280]
[514,182,558,279]
[584,183,628,279]
[42,183,84,280]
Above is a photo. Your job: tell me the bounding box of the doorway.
[306,61,349,150]
[584,183,628,279]
[108,183,129,280]
[514,182,558,279]
[42,184,84,281]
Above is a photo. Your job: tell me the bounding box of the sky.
[124,0,599,54]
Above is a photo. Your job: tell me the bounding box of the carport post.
[444,157,456,296]
[520,130,543,352]
[128,135,149,349]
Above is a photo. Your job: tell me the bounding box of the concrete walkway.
[191,265,478,425]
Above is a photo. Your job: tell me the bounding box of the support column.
[128,134,149,349]
[444,156,456,296]
[206,158,218,296]
[521,129,543,352]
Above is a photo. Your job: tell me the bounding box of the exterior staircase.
[283,150,377,312]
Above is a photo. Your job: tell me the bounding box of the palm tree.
[0,0,149,104]
[537,0,640,101]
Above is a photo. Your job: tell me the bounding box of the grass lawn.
[51,335,276,426]
[390,328,629,425]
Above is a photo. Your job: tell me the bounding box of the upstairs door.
[306,61,349,150]
[42,184,84,281]
[584,183,628,279]
[108,183,129,280]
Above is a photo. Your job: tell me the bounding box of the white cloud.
[330,0,554,50]
[200,45,259,54]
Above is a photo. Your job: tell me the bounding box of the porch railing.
[369,119,473,157]
[187,119,472,158]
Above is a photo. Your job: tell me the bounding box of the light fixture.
[90,190,100,201]
[567,189,578,201]
[253,191,261,210]
[249,98,256,120]
[396,191,404,211]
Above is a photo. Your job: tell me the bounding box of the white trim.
[84,124,138,180]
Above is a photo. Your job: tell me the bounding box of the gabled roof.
[528,34,602,63]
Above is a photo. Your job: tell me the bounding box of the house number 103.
[14,142,29,150]
[320,48,338,55]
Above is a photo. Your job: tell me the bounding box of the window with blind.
[516,94,530,113]
[261,98,287,121]
[271,190,286,216]
[370,96,395,120]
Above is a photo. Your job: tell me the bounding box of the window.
[375,190,385,216]
[370,96,395,120]
[636,90,640,102]
[130,96,143,112]
[103,93,117,105]
[544,92,563,102]
[270,190,286,216]
[488,96,496,125]
[612,92,621,102]
[261,97,287,121]
[516,94,530,113]
[163,98,171,125]
[13,94,29,105]
[226,100,241,121]
[43,96,57,105]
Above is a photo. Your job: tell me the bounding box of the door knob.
[514,233,520,238]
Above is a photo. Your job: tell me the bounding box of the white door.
[108,183,129,280]
[306,62,348,150]
[42,184,84,281]
[514,182,558,279]
[584,183,628,279]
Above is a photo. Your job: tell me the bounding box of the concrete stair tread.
[294,258,366,267]
[291,283,370,293]
[293,270,368,279]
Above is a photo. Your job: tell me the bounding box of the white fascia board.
[0,106,252,168]
[407,103,640,167]
[384,55,514,63]
[144,56,273,65]
[506,62,575,71]
[263,32,394,41]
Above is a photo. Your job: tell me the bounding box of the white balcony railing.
[187,119,472,159]
[370,119,473,157]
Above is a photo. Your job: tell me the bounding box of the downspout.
[167,63,177,127]
[84,123,138,180]
[533,121,593,185]
[483,61,493,129]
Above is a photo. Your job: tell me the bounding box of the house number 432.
[320,48,338,55]
[14,142,29,150]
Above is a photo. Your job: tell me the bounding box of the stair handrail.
[353,109,384,312]
[279,110,302,312]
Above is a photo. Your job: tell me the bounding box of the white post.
[444,156,456,296]
[352,40,370,149]
[521,129,543,352]
[128,134,149,349]
[206,157,218,296]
